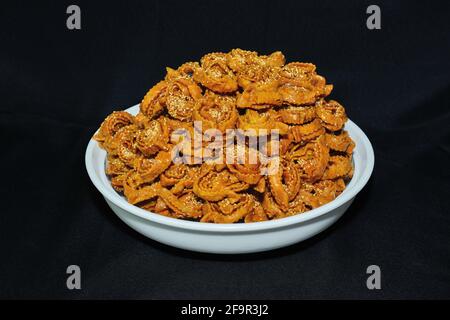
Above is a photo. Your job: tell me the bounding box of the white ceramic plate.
[86,104,374,254]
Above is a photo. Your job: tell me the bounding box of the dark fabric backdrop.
[1,0,449,299]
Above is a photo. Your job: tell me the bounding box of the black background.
[1,0,449,299]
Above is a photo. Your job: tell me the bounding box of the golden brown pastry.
[316,99,347,131]
[193,91,238,132]
[94,49,355,223]
[238,109,289,136]
[194,53,238,93]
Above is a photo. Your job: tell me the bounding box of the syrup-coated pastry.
[227,49,285,90]
[278,62,333,105]
[299,179,346,209]
[267,158,302,210]
[95,49,355,223]
[112,125,141,167]
[244,200,269,223]
[194,52,238,93]
[227,49,285,74]
[193,164,249,202]
[288,135,329,183]
[226,144,265,185]
[165,62,199,81]
[201,194,255,223]
[236,79,283,109]
[141,76,202,121]
[140,81,168,119]
[193,91,238,132]
[322,155,353,180]
[95,111,135,146]
[325,131,355,154]
[238,109,289,136]
[289,118,325,143]
[165,78,202,121]
[134,150,172,184]
[157,188,203,219]
[316,99,347,131]
[135,118,170,156]
[160,164,199,194]
[278,106,317,125]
